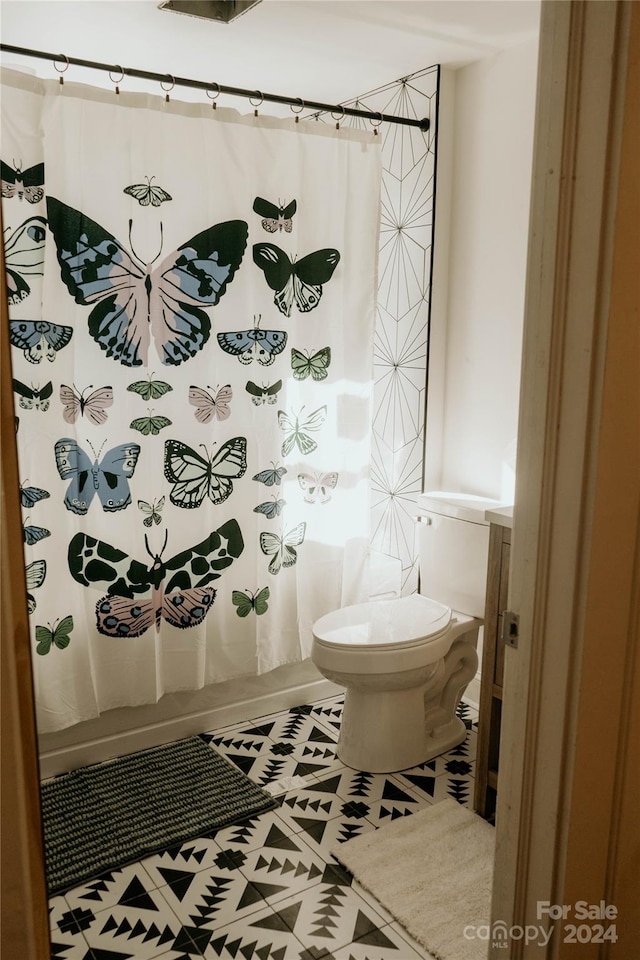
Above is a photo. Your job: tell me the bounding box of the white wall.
[436,37,539,501]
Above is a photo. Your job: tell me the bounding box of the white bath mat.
[331,798,494,960]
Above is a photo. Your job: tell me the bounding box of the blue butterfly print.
[46,197,248,367]
[68,521,244,637]
[9,320,73,364]
[54,438,141,515]
[23,519,51,545]
[253,497,286,519]
[20,480,50,508]
[217,315,287,366]
[252,463,287,486]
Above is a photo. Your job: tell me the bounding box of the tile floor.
[49,694,480,960]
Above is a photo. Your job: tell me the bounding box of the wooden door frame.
[0,207,50,957]
[492,1,639,956]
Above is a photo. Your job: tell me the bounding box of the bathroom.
[1,1,545,957]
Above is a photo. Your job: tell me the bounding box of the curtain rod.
[0,44,430,132]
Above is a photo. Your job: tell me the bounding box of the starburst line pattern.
[321,65,439,592]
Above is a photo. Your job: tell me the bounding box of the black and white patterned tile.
[197,901,309,959]
[63,861,157,914]
[49,895,90,959]
[265,862,395,955]
[213,807,303,854]
[275,778,378,857]
[68,881,188,959]
[46,694,480,960]
[308,768,434,827]
[207,717,340,786]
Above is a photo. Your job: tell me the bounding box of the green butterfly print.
[291,346,331,381]
[127,377,173,401]
[130,413,172,436]
[164,437,247,508]
[36,616,73,655]
[277,406,327,458]
[68,520,244,637]
[232,586,270,617]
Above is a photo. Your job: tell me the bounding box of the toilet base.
[338,686,433,773]
[335,636,478,773]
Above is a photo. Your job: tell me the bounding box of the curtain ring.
[331,105,345,130]
[206,81,220,110]
[109,65,124,95]
[370,112,383,136]
[160,74,175,102]
[249,90,263,117]
[53,54,69,85]
[290,98,304,124]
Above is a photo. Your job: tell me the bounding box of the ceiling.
[1,1,540,110]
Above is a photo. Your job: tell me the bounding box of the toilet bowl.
[311,492,503,773]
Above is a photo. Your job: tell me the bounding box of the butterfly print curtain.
[2,68,381,733]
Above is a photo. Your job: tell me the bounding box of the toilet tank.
[417,492,505,617]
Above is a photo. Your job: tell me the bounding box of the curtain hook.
[249,90,263,117]
[160,74,175,103]
[109,65,124,96]
[53,53,69,85]
[331,105,345,130]
[290,98,304,124]
[370,112,383,136]
[206,81,220,110]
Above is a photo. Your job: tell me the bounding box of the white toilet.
[311,492,503,773]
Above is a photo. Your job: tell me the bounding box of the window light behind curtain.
[1,68,381,733]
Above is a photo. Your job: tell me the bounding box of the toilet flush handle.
[413,512,432,525]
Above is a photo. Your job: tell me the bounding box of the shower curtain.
[2,68,381,733]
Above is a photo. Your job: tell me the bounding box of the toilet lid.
[313,594,452,651]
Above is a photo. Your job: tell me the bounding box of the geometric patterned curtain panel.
[337,66,440,594]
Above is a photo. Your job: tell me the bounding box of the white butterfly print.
[298,470,339,504]
[60,384,114,425]
[260,523,306,575]
[188,384,232,423]
[277,406,327,458]
[252,243,340,317]
[164,437,247,508]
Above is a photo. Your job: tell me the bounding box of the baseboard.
[39,677,341,780]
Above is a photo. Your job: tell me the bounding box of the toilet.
[311,492,503,772]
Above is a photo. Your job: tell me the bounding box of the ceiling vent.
[158,1,262,24]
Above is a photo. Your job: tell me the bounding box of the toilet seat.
[313,594,452,652]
